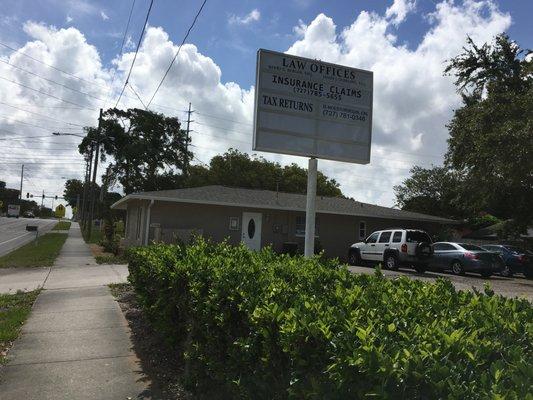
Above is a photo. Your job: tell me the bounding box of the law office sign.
[253,49,373,164]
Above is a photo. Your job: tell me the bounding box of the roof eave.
[114,193,456,224]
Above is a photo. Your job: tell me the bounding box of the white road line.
[0,232,31,246]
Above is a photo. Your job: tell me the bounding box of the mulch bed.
[111,284,192,400]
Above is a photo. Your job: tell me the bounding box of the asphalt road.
[348,264,533,301]
[0,217,56,257]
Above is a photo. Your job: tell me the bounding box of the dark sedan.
[430,242,504,277]
[481,245,533,278]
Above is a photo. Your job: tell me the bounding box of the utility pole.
[19,164,24,201]
[80,147,93,228]
[184,102,193,177]
[88,109,103,239]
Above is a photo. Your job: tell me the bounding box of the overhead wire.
[146,0,207,108]
[115,0,154,107]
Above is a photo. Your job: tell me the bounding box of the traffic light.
[42,194,45,199]
[55,195,58,200]
[26,192,30,198]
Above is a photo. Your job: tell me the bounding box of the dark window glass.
[406,231,432,243]
[392,231,402,242]
[378,231,392,243]
[434,243,455,251]
[458,243,484,251]
[248,219,255,239]
[366,232,379,243]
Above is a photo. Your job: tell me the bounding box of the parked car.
[430,242,504,277]
[349,229,433,272]
[481,244,533,278]
[23,211,35,218]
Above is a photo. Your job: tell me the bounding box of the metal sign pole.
[304,157,317,257]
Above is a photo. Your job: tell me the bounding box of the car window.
[406,231,432,243]
[505,246,523,254]
[378,231,392,243]
[458,243,484,251]
[392,231,402,243]
[434,243,455,251]
[366,232,379,243]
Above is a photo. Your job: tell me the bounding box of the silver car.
[430,242,504,278]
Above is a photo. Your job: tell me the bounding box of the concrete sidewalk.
[0,223,148,399]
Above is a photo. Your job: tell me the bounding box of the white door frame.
[241,212,262,251]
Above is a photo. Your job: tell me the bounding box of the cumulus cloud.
[229,9,261,25]
[385,0,416,25]
[0,1,511,212]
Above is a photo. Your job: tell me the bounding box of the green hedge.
[127,240,533,399]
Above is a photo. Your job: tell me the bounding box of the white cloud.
[385,0,416,26]
[0,1,511,211]
[66,15,73,24]
[229,9,261,25]
[100,11,109,21]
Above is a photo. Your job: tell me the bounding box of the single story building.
[111,185,455,261]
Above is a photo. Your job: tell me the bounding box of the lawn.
[0,290,40,364]
[0,233,68,268]
[95,254,128,265]
[52,221,71,231]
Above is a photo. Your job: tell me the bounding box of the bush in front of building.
[126,240,533,399]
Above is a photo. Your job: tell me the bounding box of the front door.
[241,212,262,251]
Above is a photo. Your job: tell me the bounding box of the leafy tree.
[186,149,343,197]
[393,166,466,219]
[444,34,533,231]
[79,108,191,195]
[396,35,532,232]
[63,179,99,208]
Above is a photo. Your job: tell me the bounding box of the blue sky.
[2,0,531,88]
[0,0,531,211]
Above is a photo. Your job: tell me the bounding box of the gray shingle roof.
[113,185,455,223]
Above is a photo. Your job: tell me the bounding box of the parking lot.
[348,264,533,302]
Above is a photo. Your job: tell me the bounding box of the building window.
[359,221,366,240]
[229,217,239,231]
[295,216,319,237]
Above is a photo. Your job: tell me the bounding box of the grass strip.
[0,233,68,268]
[52,221,71,231]
[0,290,40,364]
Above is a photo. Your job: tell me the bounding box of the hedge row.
[127,240,533,399]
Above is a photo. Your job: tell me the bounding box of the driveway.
[0,217,56,257]
[348,264,533,301]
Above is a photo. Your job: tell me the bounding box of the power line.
[115,0,154,107]
[0,58,106,105]
[102,0,137,109]
[146,0,207,108]
[128,82,147,108]
[0,75,92,108]
[0,40,112,93]
[0,101,87,127]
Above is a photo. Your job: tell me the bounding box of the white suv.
[348,229,433,272]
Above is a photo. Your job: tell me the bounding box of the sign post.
[253,49,373,257]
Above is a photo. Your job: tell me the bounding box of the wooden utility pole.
[87,109,103,239]
[80,147,93,227]
[184,102,193,177]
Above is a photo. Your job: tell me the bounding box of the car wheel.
[451,261,464,275]
[348,250,361,266]
[500,265,513,277]
[414,264,427,273]
[384,254,399,271]
[481,271,492,278]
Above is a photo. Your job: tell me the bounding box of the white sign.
[253,49,373,164]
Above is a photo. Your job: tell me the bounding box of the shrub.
[127,240,533,399]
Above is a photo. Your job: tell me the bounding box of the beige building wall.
[123,200,446,261]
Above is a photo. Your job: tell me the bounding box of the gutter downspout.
[144,199,154,246]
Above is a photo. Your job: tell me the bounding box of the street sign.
[55,204,66,218]
[253,49,373,164]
